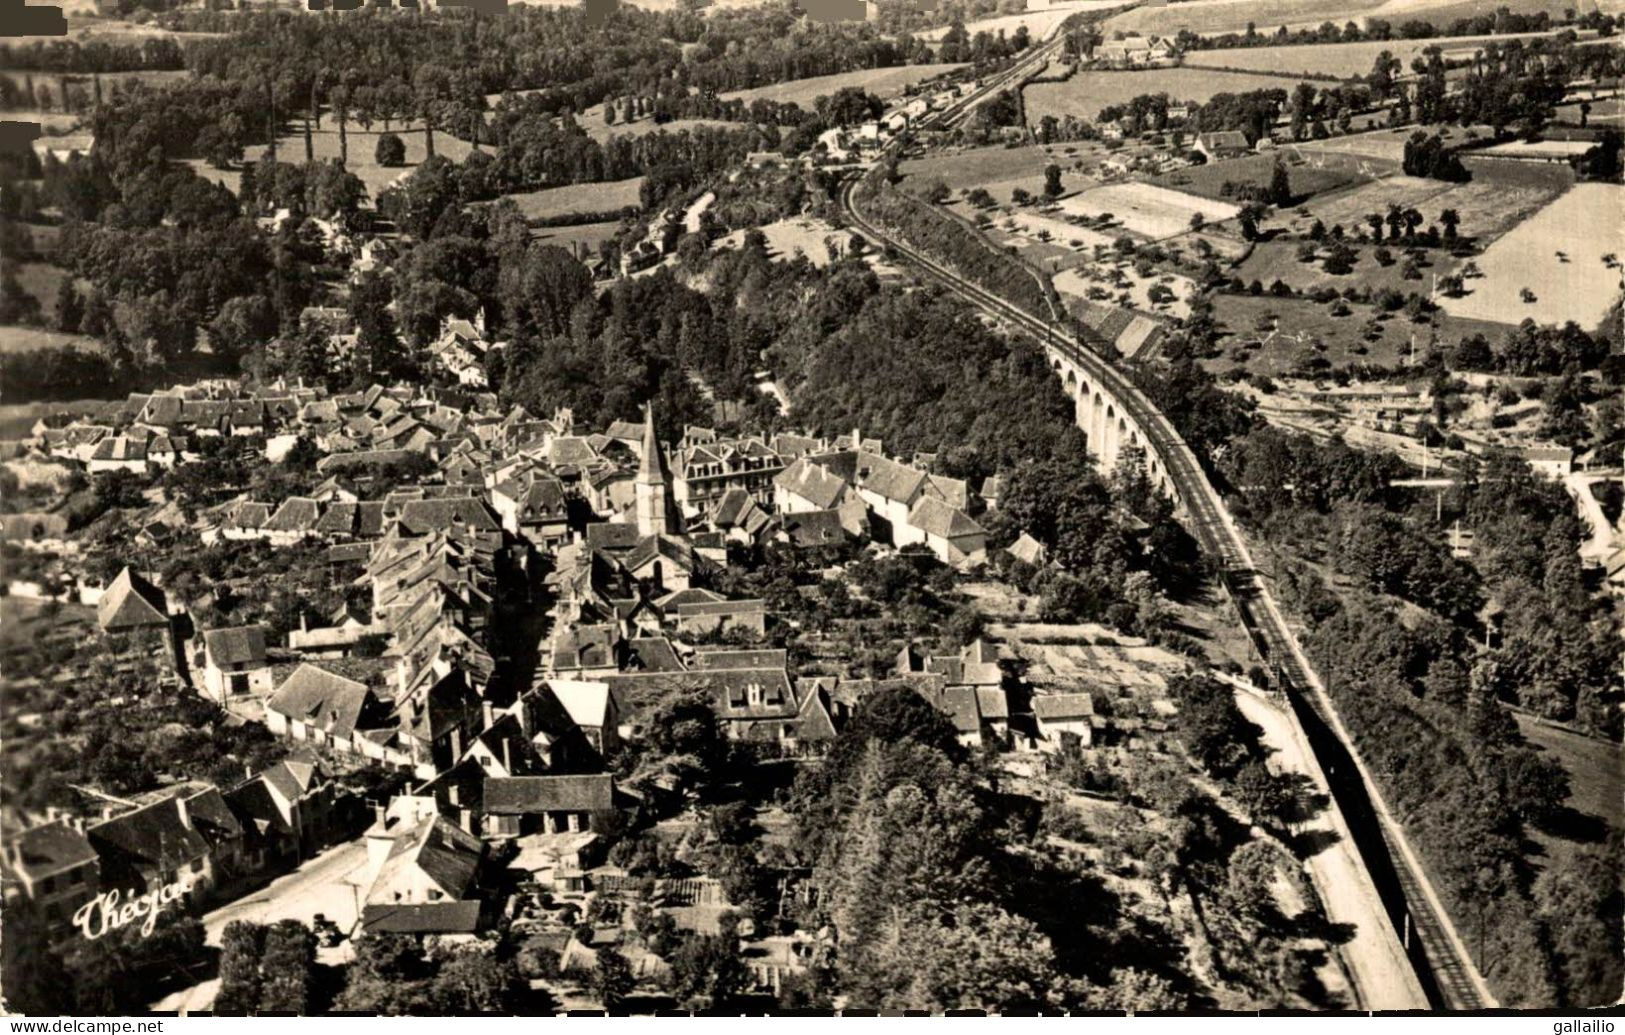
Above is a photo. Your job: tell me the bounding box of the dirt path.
[1232,689,1429,1011]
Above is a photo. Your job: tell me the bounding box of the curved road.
[840,119,1497,1008]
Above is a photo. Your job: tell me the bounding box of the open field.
[920,0,1127,41]
[1207,293,1413,371]
[900,141,1060,196]
[570,107,737,144]
[496,177,646,221]
[1513,714,1623,831]
[0,399,109,439]
[1180,31,1582,79]
[1436,183,1625,329]
[0,326,102,355]
[1151,151,1368,203]
[1103,0,1392,36]
[530,219,627,253]
[713,216,848,267]
[1055,262,1197,317]
[12,262,68,310]
[1289,122,1490,168]
[1,69,188,112]
[188,124,477,200]
[1102,0,1620,37]
[720,64,965,109]
[1277,176,1562,243]
[1058,181,1241,238]
[1554,91,1625,126]
[1205,290,1516,373]
[1361,0,1620,25]
[1025,67,1304,124]
[3,112,82,135]
[8,16,224,43]
[1280,172,1446,229]
[1233,239,1460,294]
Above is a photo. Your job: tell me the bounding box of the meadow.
[900,141,1061,196]
[1,69,188,112]
[1436,182,1625,329]
[1024,67,1306,124]
[530,219,629,254]
[1277,176,1562,243]
[920,1,1128,41]
[1151,151,1366,203]
[496,178,647,221]
[188,123,478,200]
[720,63,965,109]
[1101,0,1605,37]
[1179,31,1569,79]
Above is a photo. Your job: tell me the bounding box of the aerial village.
[1,369,1129,1008]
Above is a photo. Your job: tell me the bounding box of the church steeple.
[635,402,670,538]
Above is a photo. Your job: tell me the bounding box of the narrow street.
[1232,690,1429,1011]
[150,839,371,1014]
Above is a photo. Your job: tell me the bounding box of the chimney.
[459,807,473,835]
[175,794,192,831]
[482,700,494,729]
[501,737,511,774]
[450,727,463,760]
[448,784,460,806]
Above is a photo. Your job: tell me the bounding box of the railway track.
[839,138,1498,1008]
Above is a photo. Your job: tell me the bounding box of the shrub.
[374,132,406,167]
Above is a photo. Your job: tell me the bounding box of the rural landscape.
[0,0,1620,1020]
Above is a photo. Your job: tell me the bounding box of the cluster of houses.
[5,380,1107,954]
[1091,34,1178,69]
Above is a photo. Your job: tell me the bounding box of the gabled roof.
[908,496,984,540]
[689,648,786,671]
[204,624,268,667]
[484,774,615,815]
[370,815,482,903]
[266,664,374,740]
[264,496,321,534]
[1033,692,1094,722]
[395,497,502,536]
[548,679,614,729]
[774,457,849,509]
[361,901,482,935]
[97,567,169,632]
[90,435,146,462]
[5,821,98,881]
[623,534,701,577]
[585,522,643,554]
[854,451,927,504]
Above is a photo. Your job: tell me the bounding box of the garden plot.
[1000,210,1118,252]
[1058,182,1240,240]
[1436,183,1625,330]
[1055,263,1197,319]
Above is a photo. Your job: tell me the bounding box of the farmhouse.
[199,624,273,704]
[1033,693,1095,750]
[1524,445,1575,480]
[1196,131,1251,161]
